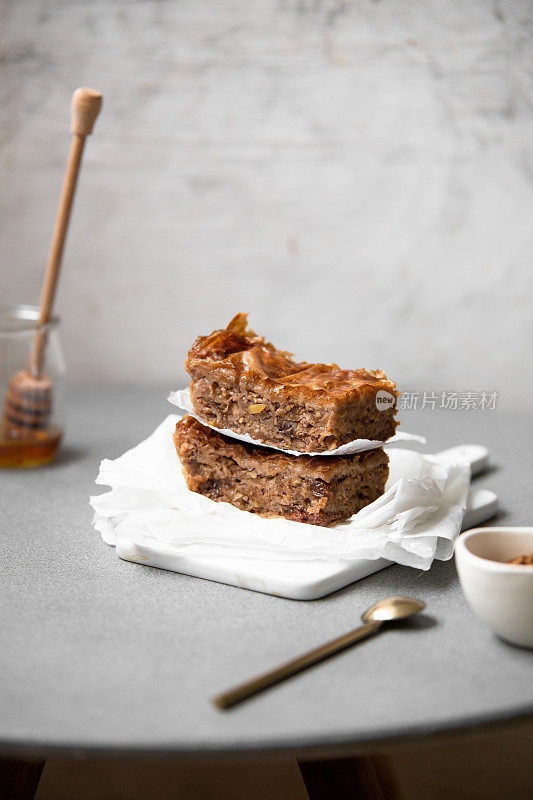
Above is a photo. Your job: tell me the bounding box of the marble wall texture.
[1,0,532,408]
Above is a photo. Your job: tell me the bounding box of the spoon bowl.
[362,595,426,624]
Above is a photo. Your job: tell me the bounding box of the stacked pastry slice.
[174,314,399,528]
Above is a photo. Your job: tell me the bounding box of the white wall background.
[1,0,532,407]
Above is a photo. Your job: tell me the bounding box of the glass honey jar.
[0,304,65,467]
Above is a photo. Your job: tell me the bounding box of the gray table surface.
[1,386,532,758]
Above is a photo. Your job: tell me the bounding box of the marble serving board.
[116,487,497,600]
[117,446,497,600]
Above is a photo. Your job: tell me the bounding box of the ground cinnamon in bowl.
[507,554,533,565]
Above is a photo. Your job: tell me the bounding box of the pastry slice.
[174,416,389,527]
[185,313,398,453]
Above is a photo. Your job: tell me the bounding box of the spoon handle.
[213,620,383,710]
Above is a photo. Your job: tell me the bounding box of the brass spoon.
[213,596,426,710]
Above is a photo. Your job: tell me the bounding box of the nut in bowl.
[455,528,533,648]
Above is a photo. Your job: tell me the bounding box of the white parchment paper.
[90,415,470,571]
[168,388,425,456]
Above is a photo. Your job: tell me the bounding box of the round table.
[2,386,532,797]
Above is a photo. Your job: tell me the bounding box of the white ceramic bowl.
[455,527,533,648]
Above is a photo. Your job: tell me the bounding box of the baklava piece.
[174,416,389,527]
[185,313,398,453]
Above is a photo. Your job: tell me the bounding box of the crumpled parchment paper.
[91,415,470,571]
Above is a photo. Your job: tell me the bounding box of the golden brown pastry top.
[185,313,397,402]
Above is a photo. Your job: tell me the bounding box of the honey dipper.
[2,88,102,438]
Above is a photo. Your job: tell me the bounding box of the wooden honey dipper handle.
[30,88,102,376]
[70,86,102,136]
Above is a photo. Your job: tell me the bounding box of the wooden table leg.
[0,758,46,800]
[298,754,401,800]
